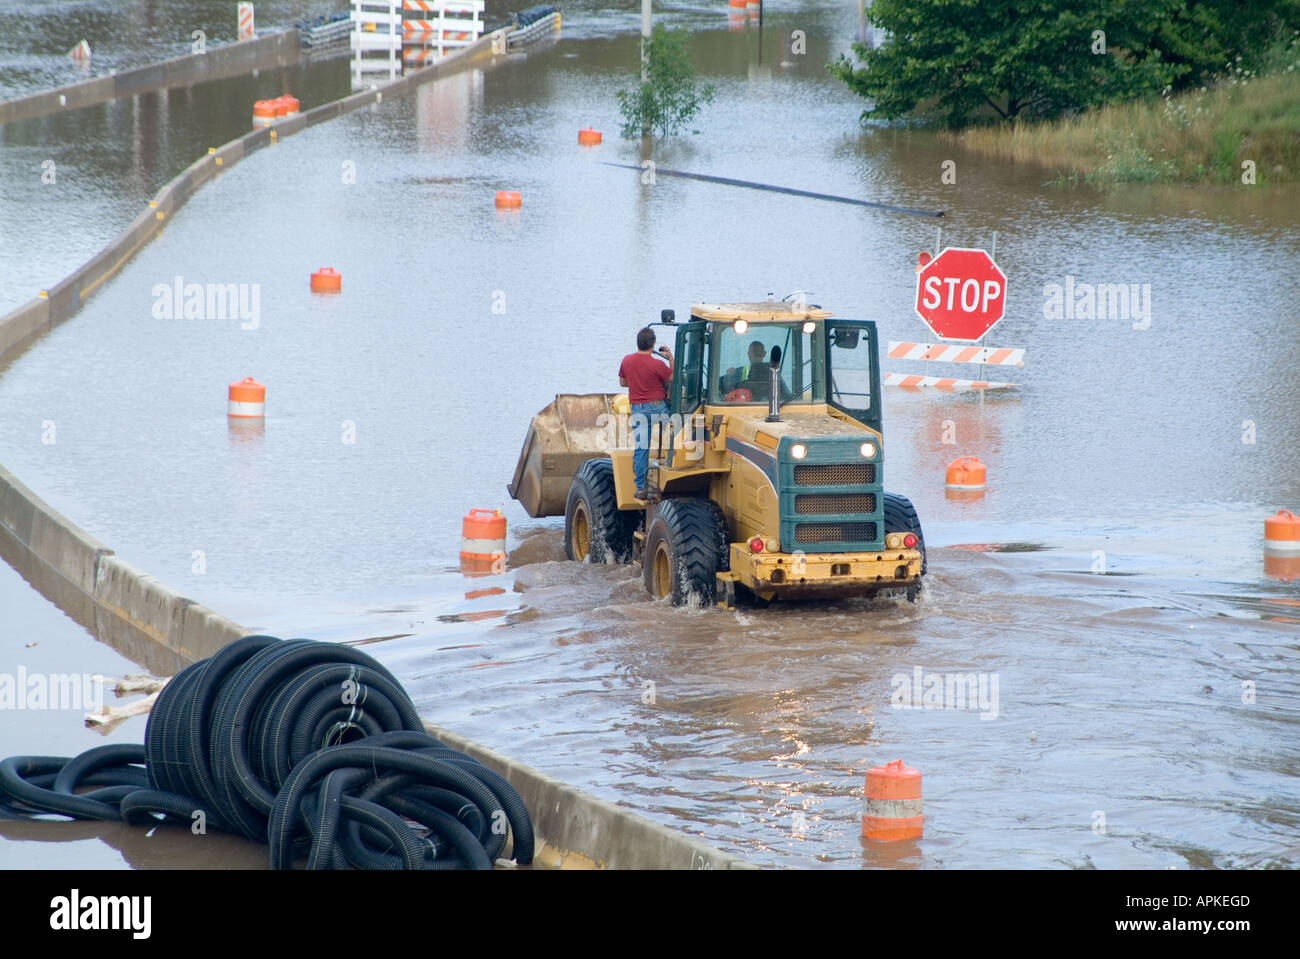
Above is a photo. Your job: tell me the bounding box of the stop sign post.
[915,247,1007,342]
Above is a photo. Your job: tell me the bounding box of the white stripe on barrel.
[861,796,924,819]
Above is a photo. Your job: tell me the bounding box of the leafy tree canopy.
[831,0,1300,127]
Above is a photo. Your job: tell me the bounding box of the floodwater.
[1,1,1298,868]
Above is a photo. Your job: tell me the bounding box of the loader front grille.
[795,522,878,545]
[794,492,876,515]
[793,463,875,486]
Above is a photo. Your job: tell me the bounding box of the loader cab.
[655,302,882,432]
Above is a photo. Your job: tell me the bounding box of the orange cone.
[861,759,922,841]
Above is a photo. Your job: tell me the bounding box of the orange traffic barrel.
[460,508,506,576]
[1264,510,1300,555]
[862,759,922,841]
[310,267,341,293]
[252,99,276,127]
[281,95,300,117]
[495,191,522,209]
[727,0,746,6]
[227,377,265,418]
[945,455,986,492]
[578,127,602,146]
[1265,510,1300,581]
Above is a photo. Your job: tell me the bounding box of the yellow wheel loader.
[507,301,925,608]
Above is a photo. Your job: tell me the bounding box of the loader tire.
[565,459,637,564]
[643,497,728,606]
[882,492,927,576]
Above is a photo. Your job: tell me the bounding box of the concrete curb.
[0,462,242,676]
[428,723,754,870]
[0,30,302,127]
[0,30,753,869]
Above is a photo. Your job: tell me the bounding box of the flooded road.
[1,1,1298,868]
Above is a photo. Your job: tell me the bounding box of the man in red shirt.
[618,327,674,499]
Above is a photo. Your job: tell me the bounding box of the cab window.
[710,321,824,405]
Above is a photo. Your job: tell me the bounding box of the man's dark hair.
[636,327,655,351]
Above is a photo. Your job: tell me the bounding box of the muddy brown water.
[1,1,1298,868]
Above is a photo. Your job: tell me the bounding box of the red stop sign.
[914,247,1007,341]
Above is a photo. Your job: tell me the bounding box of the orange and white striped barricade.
[237,2,255,40]
[402,0,484,60]
[884,340,1023,391]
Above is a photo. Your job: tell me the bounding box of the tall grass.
[941,60,1300,185]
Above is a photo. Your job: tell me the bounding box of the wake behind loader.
[508,301,925,607]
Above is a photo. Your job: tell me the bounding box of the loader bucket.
[507,393,619,517]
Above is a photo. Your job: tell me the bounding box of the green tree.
[830,0,1181,127]
[617,23,716,138]
[1138,0,1300,87]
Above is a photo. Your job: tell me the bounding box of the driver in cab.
[722,341,769,400]
[722,340,791,402]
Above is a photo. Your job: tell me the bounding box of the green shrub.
[616,24,715,138]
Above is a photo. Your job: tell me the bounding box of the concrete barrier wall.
[0,30,302,127]
[427,723,754,870]
[0,463,240,676]
[0,30,750,868]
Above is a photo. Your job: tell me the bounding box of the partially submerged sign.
[914,247,1007,342]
